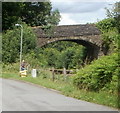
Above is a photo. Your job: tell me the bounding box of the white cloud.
[68,7,107,24]
[51,0,119,2]
[52,2,107,13]
[59,14,78,25]
[51,0,119,25]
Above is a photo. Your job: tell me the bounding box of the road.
[0,78,118,111]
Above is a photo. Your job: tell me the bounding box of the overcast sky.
[51,0,119,25]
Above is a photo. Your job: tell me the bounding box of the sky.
[51,0,119,25]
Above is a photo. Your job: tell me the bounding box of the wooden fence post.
[52,67,55,81]
[63,67,67,81]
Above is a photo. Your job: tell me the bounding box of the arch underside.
[38,37,101,61]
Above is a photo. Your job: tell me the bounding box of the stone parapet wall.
[33,24,101,38]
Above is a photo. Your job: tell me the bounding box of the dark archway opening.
[42,39,100,63]
[68,39,100,62]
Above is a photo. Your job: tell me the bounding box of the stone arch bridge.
[33,24,105,61]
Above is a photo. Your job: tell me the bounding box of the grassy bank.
[1,72,118,109]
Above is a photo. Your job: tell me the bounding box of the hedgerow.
[73,53,118,93]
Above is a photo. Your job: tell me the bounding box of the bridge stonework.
[33,24,105,61]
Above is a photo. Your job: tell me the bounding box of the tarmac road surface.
[0,78,118,111]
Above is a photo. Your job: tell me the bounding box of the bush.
[2,62,20,73]
[73,53,118,93]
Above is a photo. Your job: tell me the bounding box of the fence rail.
[49,68,74,75]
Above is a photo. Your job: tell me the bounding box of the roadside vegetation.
[1,69,118,108]
[1,1,120,109]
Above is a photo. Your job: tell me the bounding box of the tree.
[34,41,86,69]
[2,2,24,31]
[21,2,52,26]
[96,18,115,32]
[41,9,61,38]
[0,1,1,33]
[61,47,76,69]
[96,2,120,52]
[106,2,120,33]
[2,2,61,31]
[2,22,37,63]
[43,48,60,67]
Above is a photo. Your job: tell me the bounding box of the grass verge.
[1,72,118,109]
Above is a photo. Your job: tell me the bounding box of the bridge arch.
[33,24,104,61]
[38,37,101,61]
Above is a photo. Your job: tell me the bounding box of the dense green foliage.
[96,18,115,31]
[2,2,60,31]
[2,2,24,31]
[96,18,119,51]
[97,2,120,52]
[23,41,87,69]
[73,53,118,93]
[2,22,37,63]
